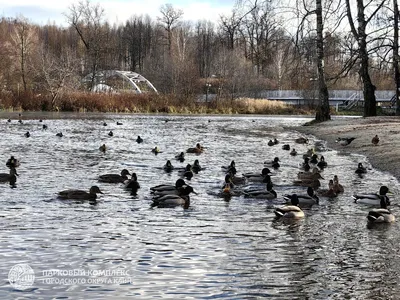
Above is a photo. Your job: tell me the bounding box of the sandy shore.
[293,116,400,181]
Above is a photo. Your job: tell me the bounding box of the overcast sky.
[0,0,235,26]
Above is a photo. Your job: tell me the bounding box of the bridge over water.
[261,90,396,109]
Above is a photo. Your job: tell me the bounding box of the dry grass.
[0,91,313,115]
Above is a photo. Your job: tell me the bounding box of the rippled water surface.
[0,113,399,299]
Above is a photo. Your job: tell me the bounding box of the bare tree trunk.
[394,0,400,115]
[315,0,330,122]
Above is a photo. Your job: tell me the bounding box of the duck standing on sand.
[57,186,103,201]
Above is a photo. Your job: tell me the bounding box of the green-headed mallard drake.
[355,162,367,174]
[242,167,272,182]
[353,186,391,206]
[125,173,140,190]
[57,186,103,200]
[317,155,327,169]
[6,156,20,168]
[163,160,174,173]
[152,184,197,197]
[136,136,143,143]
[243,182,277,200]
[274,194,305,219]
[264,157,280,169]
[336,137,356,146]
[367,196,395,223]
[175,152,185,162]
[151,185,195,209]
[284,187,319,206]
[186,143,204,154]
[150,178,186,193]
[99,144,107,152]
[290,148,297,156]
[98,169,130,183]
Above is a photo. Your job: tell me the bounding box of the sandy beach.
[294,116,400,180]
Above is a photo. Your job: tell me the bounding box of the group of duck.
[3,116,392,224]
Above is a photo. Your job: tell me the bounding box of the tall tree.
[345,0,386,117]
[158,3,183,55]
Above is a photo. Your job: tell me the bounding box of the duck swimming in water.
[192,159,202,173]
[6,156,20,168]
[317,155,327,169]
[175,152,185,162]
[186,143,204,154]
[57,186,103,200]
[264,157,280,169]
[136,136,143,143]
[151,185,195,209]
[355,162,367,174]
[243,182,277,200]
[99,144,107,152]
[150,179,186,193]
[98,169,131,183]
[274,194,305,219]
[242,168,272,182]
[0,167,18,184]
[284,187,319,206]
[163,160,174,173]
[125,173,140,191]
[367,196,395,223]
[353,186,391,206]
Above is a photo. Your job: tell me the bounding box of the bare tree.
[64,0,108,90]
[345,0,387,117]
[158,3,183,55]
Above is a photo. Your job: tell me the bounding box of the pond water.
[0,113,399,299]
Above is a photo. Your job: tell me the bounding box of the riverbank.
[294,116,400,181]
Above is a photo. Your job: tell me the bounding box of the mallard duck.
[186,143,204,154]
[175,152,185,162]
[228,171,246,185]
[302,148,315,159]
[264,157,280,169]
[125,173,140,190]
[6,156,20,168]
[273,138,279,145]
[290,148,297,156]
[116,121,123,125]
[99,144,107,152]
[318,180,337,198]
[98,169,131,183]
[336,137,356,146]
[42,124,48,130]
[163,160,174,173]
[192,159,202,173]
[332,175,344,193]
[56,132,63,137]
[353,186,391,206]
[285,187,319,206]
[309,154,319,164]
[274,194,305,219]
[24,131,30,138]
[284,187,319,206]
[317,155,327,169]
[108,131,113,137]
[242,167,272,182]
[371,135,379,146]
[57,186,103,200]
[103,122,107,126]
[282,144,290,150]
[267,140,275,146]
[355,162,367,174]
[153,184,197,197]
[367,197,395,223]
[0,167,18,183]
[179,164,193,180]
[295,137,309,144]
[293,178,321,189]
[297,168,323,180]
[136,136,143,143]
[151,186,195,209]
[221,160,235,172]
[243,182,277,200]
[150,179,186,193]
[302,157,311,172]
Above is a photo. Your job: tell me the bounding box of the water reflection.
[0,113,399,299]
